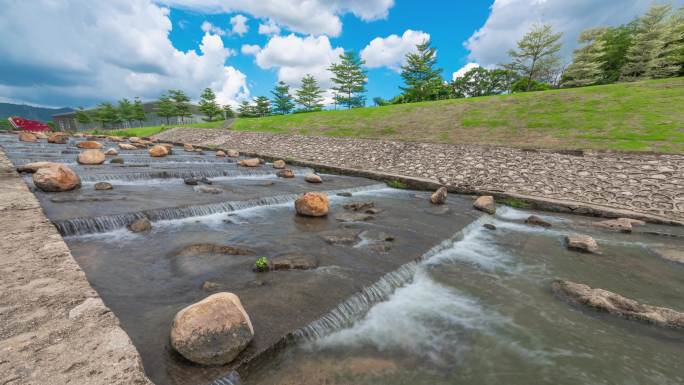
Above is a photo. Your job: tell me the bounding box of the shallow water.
[2,133,683,385]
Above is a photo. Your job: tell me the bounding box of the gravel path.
[156,128,684,222]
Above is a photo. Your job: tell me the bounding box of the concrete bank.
[0,149,152,385]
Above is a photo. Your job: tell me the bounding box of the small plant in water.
[386,180,408,189]
[254,257,270,272]
[499,197,533,209]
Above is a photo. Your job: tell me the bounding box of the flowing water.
[2,133,683,385]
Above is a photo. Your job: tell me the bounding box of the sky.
[0,0,682,109]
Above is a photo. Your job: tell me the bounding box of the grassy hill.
[233,77,684,153]
[0,102,73,122]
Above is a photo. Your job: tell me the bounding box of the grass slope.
[89,120,226,137]
[233,77,684,153]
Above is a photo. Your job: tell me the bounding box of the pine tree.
[600,23,638,83]
[132,97,146,127]
[75,107,91,125]
[400,39,444,102]
[270,81,295,115]
[254,96,271,117]
[295,74,325,112]
[223,104,235,119]
[563,28,608,87]
[621,4,672,80]
[506,24,563,91]
[663,6,684,76]
[155,94,176,125]
[94,102,118,128]
[117,98,135,127]
[329,51,367,109]
[169,89,191,124]
[198,88,222,121]
[237,100,254,117]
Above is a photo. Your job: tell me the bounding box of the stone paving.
[156,129,684,222]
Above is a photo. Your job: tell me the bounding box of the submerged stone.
[110,157,124,164]
[270,254,319,271]
[343,201,374,211]
[525,215,552,228]
[128,218,152,233]
[94,182,113,190]
[321,229,361,245]
[335,212,374,222]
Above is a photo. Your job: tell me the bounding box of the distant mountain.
[0,103,74,122]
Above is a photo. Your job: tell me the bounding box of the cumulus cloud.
[241,44,262,55]
[0,0,249,107]
[201,20,226,36]
[161,0,395,36]
[258,19,281,35]
[230,14,249,36]
[465,0,684,67]
[361,29,430,72]
[452,62,481,81]
[255,34,344,88]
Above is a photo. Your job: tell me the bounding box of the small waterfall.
[207,371,241,385]
[79,167,275,182]
[56,183,387,236]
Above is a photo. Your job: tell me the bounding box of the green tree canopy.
[132,97,146,126]
[117,98,135,126]
[563,28,608,87]
[295,74,325,112]
[621,4,673,80]
[169,89,191,124]
[237,100,255,117]
[506,24,563,91]
[271,81,295,115]
[451,67,516,98]
[198,87,222,121]
[155,94,176,124]
[223,104,235,119]
[254,96,271,117]
[75,106,91,125]
[400,39,444,102]
[329,50,367,109]
[94,102,118,128]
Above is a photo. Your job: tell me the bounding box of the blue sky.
[0,0,681,108]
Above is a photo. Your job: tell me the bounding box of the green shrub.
[254,257,270,272]
[499,197,533,209]
[386,180,408,189]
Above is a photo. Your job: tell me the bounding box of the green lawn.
[233,77,684,153]
[88,119,226,137]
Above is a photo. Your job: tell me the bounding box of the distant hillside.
[0,103,73,122]
[233,77,684,153]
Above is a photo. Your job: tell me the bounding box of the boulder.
[196,186,223,194]
[33,164,81,192]
[270,254,319,271]
[652,247,684,264]
[149,145,169,157]
[128,218,151,233]
[76,141,104,149]
[430,187,448,205]
[473,195,496,214]
[34,132,48,139]
[595,218,634,233]
[273,159,286,169]
[128,136,142,143]
[238,158,261,167]
[110,157,124,164]
[170,292,254,365]
[107,136,125,142]
[305,173,322,183]
[226,149,239,157]
[17,161,56,173]
[77,149,106,165]
[184,177,199,186]
[118,143,137,150]
[19,132,37,142]
[104,148,119,156]
[184,143,194,152]
[276,169,295,178]
[131,142,148,149]
[483,223,497,230]
[565,234,599,253]
[525,215,552,228]
[47,132,68,144]
[295,192,329,217]
[216,150,226,157]
[159,143,174,154]
[94,182,113,190]
[552,280,684,328]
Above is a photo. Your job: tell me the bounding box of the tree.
[223,104,235,119]
[663,6,684,76]
[451,67,516,98]
[155,94,176,125]
[254,96,271,117]
[270,81,295,115]
[400,39,444,102]
[621,4,672,80]
[198,88,222,121]
[169,89,191,124]
[237,100,255,117]
[506,24,563,91]
[329,50,367,109]
[295,74,325,112]
[372,97,388,106]
[600,23,638,83]
[132,97,146,127]
[94,102,118,128]
[117,98,135,127]
[563,28,608,87]
[75,107,91,126]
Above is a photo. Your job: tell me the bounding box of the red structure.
[8,117,51,132]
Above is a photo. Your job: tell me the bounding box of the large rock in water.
[118,143,137,150]
[170,292,254,365]
[273,159,286,169]
[128,218,151,233]
[473,195,496,214]
[19,132,37,142]
[565,234,599,253]
[305,173,322,183]
[47,132,68,144]
[552,280,684,329]
[76,140,103,149]
[104,148,118,156]
[149,145,169,157]
[238,158,261,167]
[77,149,105,165]
[295,192,329,217]
[33,164,81,192]
[430,187,448,205]
[17,161,57,173]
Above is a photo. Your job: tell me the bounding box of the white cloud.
[465,0,684,67]
[241,44,261,55]
[258,19,281,35]
[255,34,344,89]
[0,0,249,107]
[452,62,480,81]
[230,14,249,36]
[361,29,430,72]
[160,0,395,36]
[201,20,226,36]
